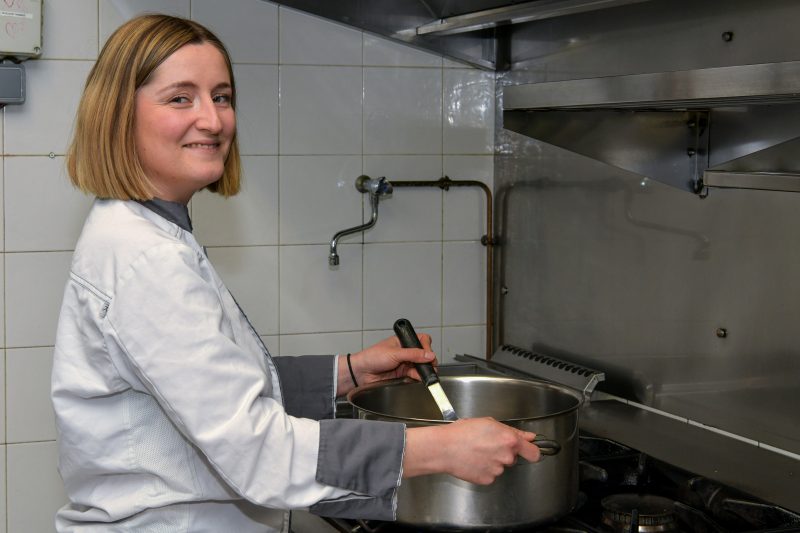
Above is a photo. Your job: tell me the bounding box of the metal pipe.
[329,176,392,266]
[392,177,495,360]
[329,193,380,266]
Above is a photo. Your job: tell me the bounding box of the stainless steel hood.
[503,61,800,194]
[267,0,656,70]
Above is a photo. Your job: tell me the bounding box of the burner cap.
[601,494,678,533]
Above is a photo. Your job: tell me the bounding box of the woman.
[51,14,541,532]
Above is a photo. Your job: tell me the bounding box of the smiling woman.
[65,14,241,201]
[51,13,541,533]
[134,43,236,203]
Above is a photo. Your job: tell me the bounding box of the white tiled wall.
[1,1,494,530]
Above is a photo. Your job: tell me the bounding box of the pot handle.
[534,435,561,456]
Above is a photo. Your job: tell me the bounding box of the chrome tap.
[328,175,393,266]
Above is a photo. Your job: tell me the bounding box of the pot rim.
[346,375,584,424]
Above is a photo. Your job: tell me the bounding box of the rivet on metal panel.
[721,31,734,42]
[716,328,728,338]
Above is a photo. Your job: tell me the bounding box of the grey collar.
[136,198,193,233]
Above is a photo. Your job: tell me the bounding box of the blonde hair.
[66,14,241,199]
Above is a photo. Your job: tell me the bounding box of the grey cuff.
[312,419,405,519]
[310,492,396,521]
[273,355,336,420]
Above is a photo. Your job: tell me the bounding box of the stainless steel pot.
[347,375,583,530]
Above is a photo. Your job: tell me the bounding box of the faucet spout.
[329,176,391,266]
[329,193,380,265]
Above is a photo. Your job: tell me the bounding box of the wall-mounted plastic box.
[0,0,42,60]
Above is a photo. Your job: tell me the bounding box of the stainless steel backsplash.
[495,0,800,456]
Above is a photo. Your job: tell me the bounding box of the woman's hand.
[337,334,436,394]
[403,418,541,485]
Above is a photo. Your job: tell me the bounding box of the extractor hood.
[503,61,800,194]
[267,0,656,70]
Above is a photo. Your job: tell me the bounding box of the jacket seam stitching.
[69,272,112,302]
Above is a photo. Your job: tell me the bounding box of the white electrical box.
[0,0,42,60]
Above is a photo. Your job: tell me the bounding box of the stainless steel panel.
[495,0,800,476]
[416,0,654,36]
[504,61,800,110]
[504,0,800,79]
[495,126,800,456]
[703,171,800,193]
[503,109,708,191]
[581,400,800,512]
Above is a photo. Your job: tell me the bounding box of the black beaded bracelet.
[346,353,358,387]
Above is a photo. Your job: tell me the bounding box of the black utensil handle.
[393,318,439,387]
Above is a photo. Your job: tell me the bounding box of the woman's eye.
[213,94,232,105]
[169,95,191,104]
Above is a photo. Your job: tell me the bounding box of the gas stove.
[312,433,800,533]
[313,354,800,533]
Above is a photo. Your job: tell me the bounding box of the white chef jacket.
[51,199,405,532]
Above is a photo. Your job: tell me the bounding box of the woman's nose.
[196,97,223,133]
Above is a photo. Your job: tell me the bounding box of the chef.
[51,14,542,533]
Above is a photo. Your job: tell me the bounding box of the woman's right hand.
[403,418,542,485]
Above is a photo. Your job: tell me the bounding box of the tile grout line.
[360,28,366,349]
[276,5,282,355]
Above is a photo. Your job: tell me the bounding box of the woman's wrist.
[403,425,450,478]
[337,352,361,395]
[346,352,359,387]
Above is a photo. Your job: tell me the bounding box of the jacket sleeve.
[103,242,404,518]
[272,355,336,420]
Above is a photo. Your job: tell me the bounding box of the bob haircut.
[67,14,241,199]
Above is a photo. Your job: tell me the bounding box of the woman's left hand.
[339,334,436,394]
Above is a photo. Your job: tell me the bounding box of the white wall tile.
[363,327,443,358]
[0,445,5,533]
[7,441,68,533]
[0,351,5,443]
[99,0,190,45]
[362,155,442,243]
[193,0,279,64]
[41,0,98,60]
[364,68,442,154]
[261,335,278,356]
[280,244,362,334]
[443,69,495,154]
[364,35,442,67]
[441,325,485,364]
[5,156,94,251]
[443,155,493,241]
[279,156,363,244]
[7,348,56,443]
[280,66,363,155]
[233,65,279,156]
[193,156,279,246]
[443,242,486,326]
[363,242,442,330]
[0,158,4,252]
[5,252,72,348]
[279,331,361,357]
[206,246,279,336]
[280,8,362,66]
[0,259,3,347]
[4,60,93,155]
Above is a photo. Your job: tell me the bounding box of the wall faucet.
[329,175,393,266]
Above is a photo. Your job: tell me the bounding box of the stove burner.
[601,494,678,533]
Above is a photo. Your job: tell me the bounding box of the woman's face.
[134,42,235,204]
